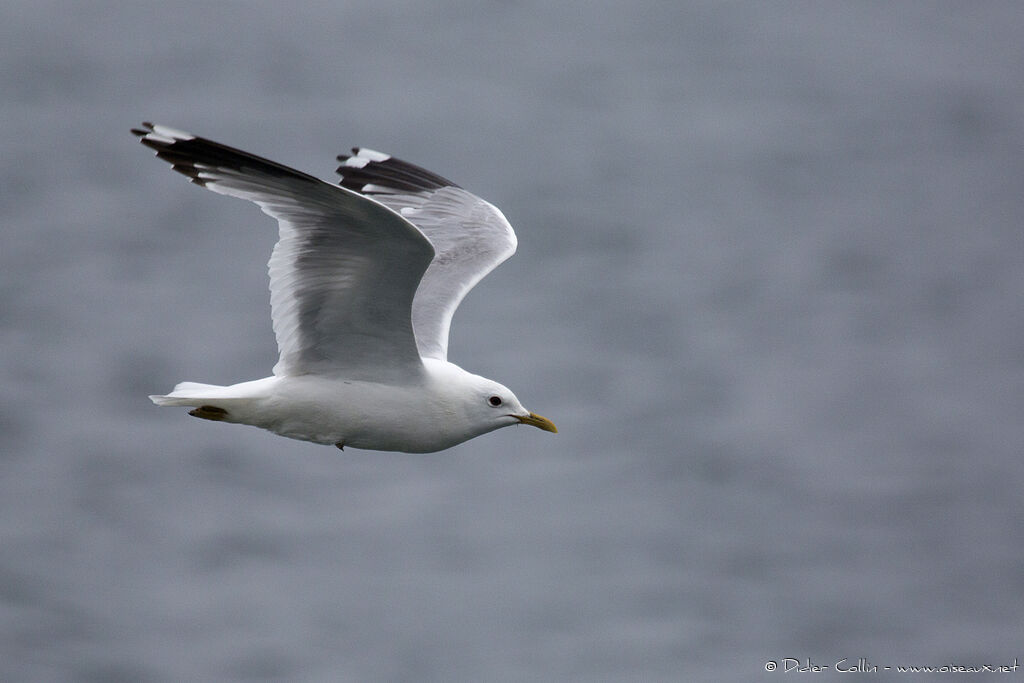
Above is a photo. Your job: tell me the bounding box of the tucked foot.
[189,405,229,421]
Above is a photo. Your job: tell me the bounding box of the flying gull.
[133,123,557,452]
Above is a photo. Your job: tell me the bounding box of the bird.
[133,122,556,453]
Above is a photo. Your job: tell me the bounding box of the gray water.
[3,2,1023,681]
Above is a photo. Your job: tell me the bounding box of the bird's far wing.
[336,149,517,361]
[133,123,434,379]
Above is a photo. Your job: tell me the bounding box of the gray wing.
[336,148,517,361]
[133,123,434,379]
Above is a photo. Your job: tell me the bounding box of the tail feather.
[149,381,228,407]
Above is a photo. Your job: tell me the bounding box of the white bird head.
[429,362,557,444]
[471,378,558,434]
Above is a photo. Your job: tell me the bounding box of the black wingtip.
[131,122,322,187]
[131,121,155,138]
[335,147,362,162]
[335,150,459,195]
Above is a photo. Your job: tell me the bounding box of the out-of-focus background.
[3,2,1023,680]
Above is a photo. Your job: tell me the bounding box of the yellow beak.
[515,412,558,433]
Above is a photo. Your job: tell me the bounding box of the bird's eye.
[488,395,503,407]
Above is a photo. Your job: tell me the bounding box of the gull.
[133,122,556,453]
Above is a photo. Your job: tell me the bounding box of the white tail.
[149,381,228,407]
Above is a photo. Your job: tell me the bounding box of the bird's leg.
[188,405,229,421]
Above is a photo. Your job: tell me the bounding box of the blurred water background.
[2,1,1023,680]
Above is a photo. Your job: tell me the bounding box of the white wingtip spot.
[357,148,391,162]
[343,156,371,168]
[145,124,196,144]
[343,149,392,167]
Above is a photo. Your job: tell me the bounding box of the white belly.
[231,375,479,453]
